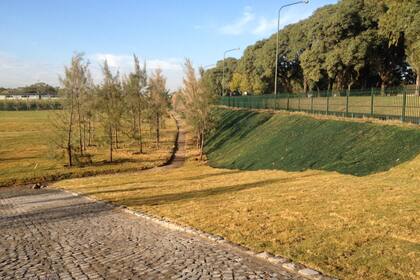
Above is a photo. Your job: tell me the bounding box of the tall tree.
[97,60,123,162]
[181,59,217,159]
[380,0,420,94]
[123,55,148,153]
[52,53,90,166]
[148,68,169,148]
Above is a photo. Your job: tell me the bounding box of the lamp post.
[222,48,240,97]
[274,0,309,96]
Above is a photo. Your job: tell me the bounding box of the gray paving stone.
[0,186,304,279]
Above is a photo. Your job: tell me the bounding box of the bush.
[0,99,62,111]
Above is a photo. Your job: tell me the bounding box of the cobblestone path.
[0,186,305,280]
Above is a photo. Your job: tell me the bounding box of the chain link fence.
[219,88,420,124]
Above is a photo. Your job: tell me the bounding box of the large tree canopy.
[205,0,418,95]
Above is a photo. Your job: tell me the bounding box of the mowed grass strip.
[205,109,420,176]
[55,153,420,280]
[0,110,177,187]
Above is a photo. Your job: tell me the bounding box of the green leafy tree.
[380,0,420,94]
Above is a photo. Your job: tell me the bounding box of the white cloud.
[92,53,130,68]
[219,6,313,37]
[220,6,255,35]
[0,52,183,91]
[252,17,277,36]
[147,58,182,71]
[90,53,182,71]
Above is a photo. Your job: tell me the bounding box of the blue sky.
[0,0,337,90]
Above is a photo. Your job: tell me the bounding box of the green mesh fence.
[219,88,420,124]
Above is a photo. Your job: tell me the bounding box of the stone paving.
[0,186,306,280]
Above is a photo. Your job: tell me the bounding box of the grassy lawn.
[0,110,177,187]
[55,144,420,280]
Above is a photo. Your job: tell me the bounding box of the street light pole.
[222,48,240,97]
[274,0,309,96]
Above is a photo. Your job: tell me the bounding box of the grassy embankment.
[0,110,177,187]
[54,108,420,280]
[206,108,420,176]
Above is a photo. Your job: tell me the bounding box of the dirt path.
[163,113,187,169]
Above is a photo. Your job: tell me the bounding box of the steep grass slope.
[205,109,420,176]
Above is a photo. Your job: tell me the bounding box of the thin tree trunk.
[199,132,205,161]
[109,125,113,162]
[83,119,86,151]
[380,82,385,96]
[133,113,137,137]
[88,120,92,146]
[115,128,119,149]
[138,110,143,153]
[156,113,160,148]
[67,104,74,167]
[77,102,83,156]
[156,113,160,149]
[161,116,166,129]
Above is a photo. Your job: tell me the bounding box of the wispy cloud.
[87,53,184,90]
[90,53,182,71]
[219,6,255,35]
[219,6,313,37]
[252,17,277,36]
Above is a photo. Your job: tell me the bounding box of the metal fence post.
[326,91,330,115]
[311,95,314,113]
[346,90,349,117]
[402,90,407,122]
[370,88,374,117]
[298,94,301,111]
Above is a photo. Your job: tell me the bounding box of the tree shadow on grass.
[121,177,292,207]
[182,170,243,181]
[0,155,39,162]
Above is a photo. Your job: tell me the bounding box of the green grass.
[0,110,177,187]
[56,140,420,280]
[205,108,420,176]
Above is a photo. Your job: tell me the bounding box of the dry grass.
[0,111,177,187]
[55,133,420,280]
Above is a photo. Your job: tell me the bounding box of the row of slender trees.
[204,0,419,96]
[173,59,217,160]
[53,53,170,167]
